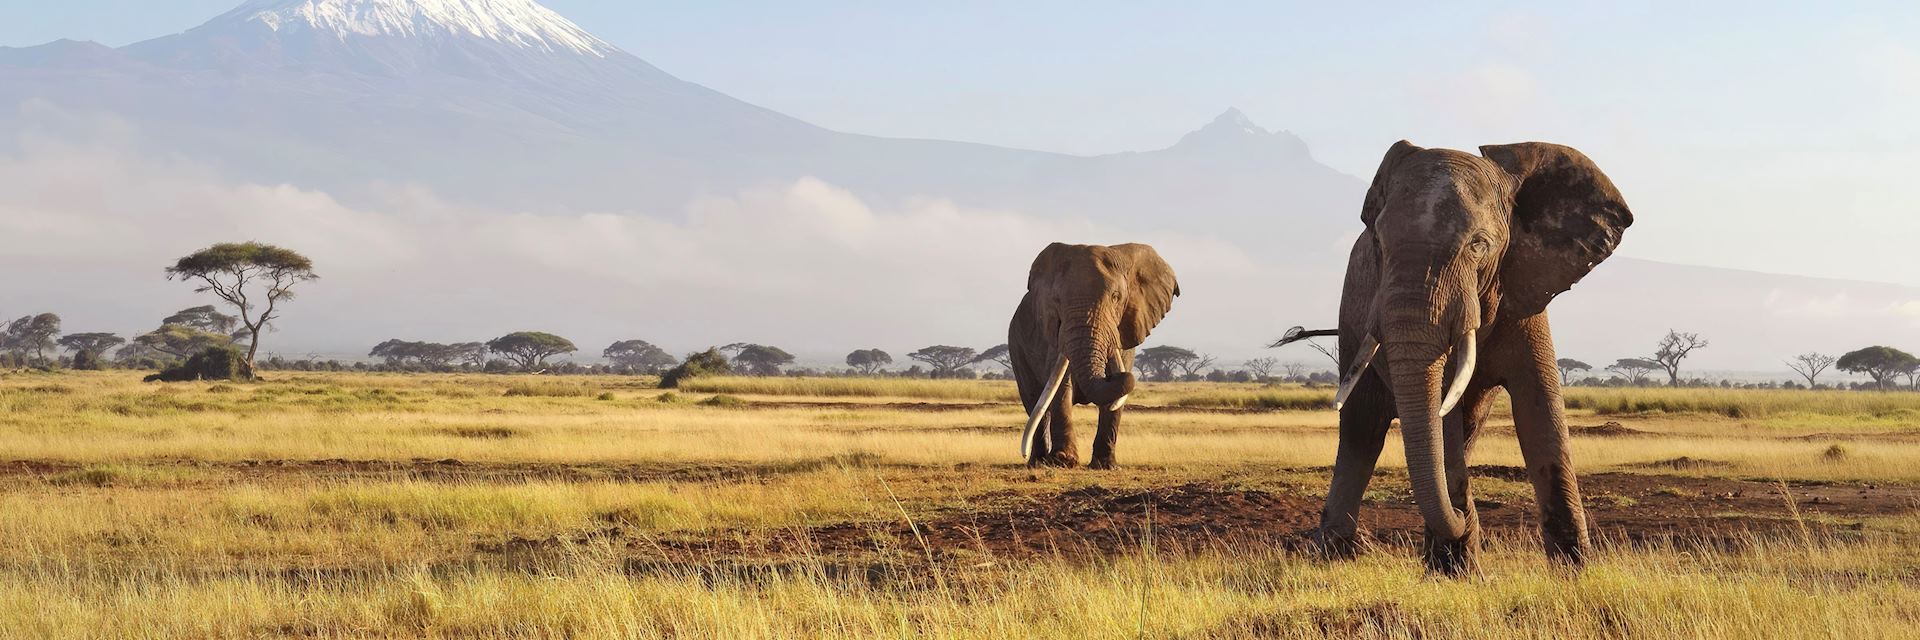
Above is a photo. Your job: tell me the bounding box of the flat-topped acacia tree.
[164,242,318,371]
[487,332,577,370]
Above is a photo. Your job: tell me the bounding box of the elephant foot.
[1421,526,1481,577]
[1544,533,1590,569]
[1303,526,1369,560]
[1029,451,1079,468]
[1088,454,1116,470]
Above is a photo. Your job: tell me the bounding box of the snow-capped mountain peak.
[222,0,613,56]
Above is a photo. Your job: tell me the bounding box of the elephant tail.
[1268,326,1339,348]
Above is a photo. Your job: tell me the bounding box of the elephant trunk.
[1381,283,1480,543]
[1063,299,1134,407]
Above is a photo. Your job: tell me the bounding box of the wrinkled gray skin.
[1010,243,1179,469]
[1310,141,1633,575]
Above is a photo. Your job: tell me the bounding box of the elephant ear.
[1110,244,1180,348]
[1361,140,1423,227]
[1480,142,1634,319]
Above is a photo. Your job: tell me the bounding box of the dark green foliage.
[369,339,469,368]
[1837,346,1919,389]
[660,348,732,388]
[728,344,794,376]
[486,332,577,370]
[133,324,233,359]
[845,349,893,375]
[161,306,238,333]
[144,346,254,382]
[604,339,677,374]
[907,345,977,379]
[1137,345,1211,382]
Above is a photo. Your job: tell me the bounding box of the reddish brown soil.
[532,468,1917,565]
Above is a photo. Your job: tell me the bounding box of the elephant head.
[1019,243,1179,442]
[1341,141,1631,542]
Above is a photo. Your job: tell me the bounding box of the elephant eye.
[1468,238,1492,256]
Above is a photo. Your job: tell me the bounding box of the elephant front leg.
[1313,375,1393,558]
[1508,322,1590,566]
[1038,380,1079,467]
[1089,407,1120,470]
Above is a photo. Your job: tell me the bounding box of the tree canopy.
[1607,358,1660,385]
[1137,345,1212,381]
[973,344,1011,370]
[1556,358,1592,384]
[134,324,234,359]
[486,332,577,370]
[908,345,977,378]
[1836,346,1918,389]
[730,344,795,376]
[1,314,61,361]
[845,349,893,375]
[1649,329,1708,385]
[164,242,318,368]
[162,306,238,334]
[604,340,678,373]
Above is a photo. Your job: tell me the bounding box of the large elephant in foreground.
[1310,141,1632,574]
[1010,243,1179,469]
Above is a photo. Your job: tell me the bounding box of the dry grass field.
[1,371,1916,638]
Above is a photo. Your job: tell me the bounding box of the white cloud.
[0,134,1285,361]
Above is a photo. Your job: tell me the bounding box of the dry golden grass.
[0,370,1915,638]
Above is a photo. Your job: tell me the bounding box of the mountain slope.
[0,0,1908,370]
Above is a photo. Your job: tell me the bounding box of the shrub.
[660,348,732,389]
[144,346,253,382]
[698,394,746,408]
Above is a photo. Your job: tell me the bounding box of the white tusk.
[1106,394,1130,412]
[1437,331,1477,417]
[1021,355,1069,458]
[1332,334,1380,411]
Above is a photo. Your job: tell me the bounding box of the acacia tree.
[973,344,1012,371]
[58,332,124,369]
[730,344,795,376]
[1649,329,1708,386]
[1837,346,1919,390]
[908,345,978,378]
[162,306,238,334]
[486,332,577,370]
[845,349,893,375]
[604,340,677,374]
[1786,352,1837,388]
[134,324,233,359]
[1,314,62,361]
[164,242,318,369]
[1243,357,1279,381]
[1281,361,1311,381]
[1607,358,1660,385]
[1556,358,1592,385]
[449,343,490,368]
[1137,346,1212,382]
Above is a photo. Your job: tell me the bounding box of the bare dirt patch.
[573,471,1919,566]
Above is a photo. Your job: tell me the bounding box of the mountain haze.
[0,0,1911,372]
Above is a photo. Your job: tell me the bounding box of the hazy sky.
[6,1,1920,287]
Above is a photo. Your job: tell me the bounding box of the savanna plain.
[1,371,1917,638]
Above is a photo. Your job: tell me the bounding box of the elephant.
[1010,242,1180,469]
[1304,140,1633,574]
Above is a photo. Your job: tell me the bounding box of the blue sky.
[7,1,1920,286]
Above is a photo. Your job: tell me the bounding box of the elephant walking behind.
[1311,140,1633,575]
[1010,243,1179,469]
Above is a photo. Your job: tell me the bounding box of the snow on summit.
[228,0,613,55]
